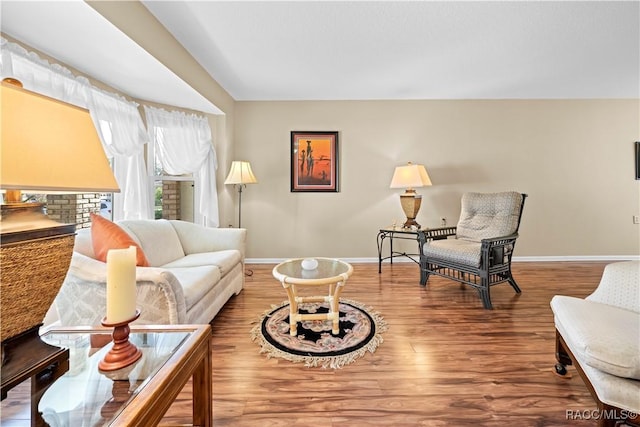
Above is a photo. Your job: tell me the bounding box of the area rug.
[250,299,387,369]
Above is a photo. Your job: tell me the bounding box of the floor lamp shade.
[224,161,258,185]
[1,80,120,347]
[389,162,432,229]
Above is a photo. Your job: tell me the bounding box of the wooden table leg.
[192,338,212,427]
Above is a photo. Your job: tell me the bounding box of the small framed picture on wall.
[636,141,640,180]
[290,131,339,192]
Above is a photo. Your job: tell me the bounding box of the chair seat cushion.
[423,239,481,267]
[551,295,640,380]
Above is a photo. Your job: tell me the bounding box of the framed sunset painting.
[290,131,339,192]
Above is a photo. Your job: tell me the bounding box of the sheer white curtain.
[1,38,151,221]
[89,89,151,220]
[144,105,219,227]
[1,38,90,108]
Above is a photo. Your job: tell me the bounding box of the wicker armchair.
[418,192,527,309]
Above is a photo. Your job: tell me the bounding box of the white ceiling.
[2,1,639,109]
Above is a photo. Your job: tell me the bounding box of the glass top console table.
[1,324,211,427]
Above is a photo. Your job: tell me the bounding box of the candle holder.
[98,310,142,372]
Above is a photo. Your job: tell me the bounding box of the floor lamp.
[224,161,257,276]
[224,161,258,228]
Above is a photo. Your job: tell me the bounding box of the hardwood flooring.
[2,262,611,426]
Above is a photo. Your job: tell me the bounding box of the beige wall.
[235,100,640,260]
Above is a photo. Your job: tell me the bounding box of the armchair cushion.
[552,295,640,380]
[422,239,482,267]
[90,213,149,267]
[456,192,523,242]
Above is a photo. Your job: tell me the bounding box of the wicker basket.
[0,234,75,342]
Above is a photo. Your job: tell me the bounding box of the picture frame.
[636,141,640,180]
[291,131,339,192]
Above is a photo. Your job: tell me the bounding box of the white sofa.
[46,219,246,327]
[550,261,640,427]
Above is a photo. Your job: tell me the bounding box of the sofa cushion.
[118,219,185,267]
[90,213,149,266]
[456,192,523,242]
[161,250,242,276]
[551,295,640,380]
[166,266,221,311]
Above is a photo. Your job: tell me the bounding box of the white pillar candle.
[106,246,137,324]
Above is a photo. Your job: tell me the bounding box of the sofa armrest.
[54,252,188,326]
[169,220,247,258]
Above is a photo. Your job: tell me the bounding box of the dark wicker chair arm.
[420,226,458,240]
[480,233,519,267]
[480,233,519,247]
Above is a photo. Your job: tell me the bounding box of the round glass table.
[272,258,353,336]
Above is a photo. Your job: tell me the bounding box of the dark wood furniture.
[1,329,69,427]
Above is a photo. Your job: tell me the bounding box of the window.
[147,127,195,222]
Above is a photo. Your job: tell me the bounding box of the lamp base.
[0,202,76,344]
[399,192,422,229]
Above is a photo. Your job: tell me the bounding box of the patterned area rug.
[250,299,387,369]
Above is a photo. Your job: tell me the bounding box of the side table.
[377,227,422,273]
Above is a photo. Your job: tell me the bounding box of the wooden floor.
[2,262,610,426]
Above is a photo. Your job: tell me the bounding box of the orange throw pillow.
[90,213,150,267]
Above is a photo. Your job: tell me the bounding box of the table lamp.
[389,162,432,229]
[224,161,258,228]
[0,79,120,370]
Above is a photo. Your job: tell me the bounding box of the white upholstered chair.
[551,261,640,427]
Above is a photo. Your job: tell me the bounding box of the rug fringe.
[250,299,388,369]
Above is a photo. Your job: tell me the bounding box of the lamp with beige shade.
[389,162,432,229]
[1,79,119,392]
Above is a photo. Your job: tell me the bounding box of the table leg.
[30,358,69,427]
[192,339,212,427]
[331,280,346,335]
[283,283,298,336]
[377,231,384,273]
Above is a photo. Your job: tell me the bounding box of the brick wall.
[46,193,100,228]
[162,181,181,220]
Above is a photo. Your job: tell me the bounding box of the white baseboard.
[246,255,640,264]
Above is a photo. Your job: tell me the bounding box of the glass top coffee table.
[1,324,211,427]
[272,258,353,336]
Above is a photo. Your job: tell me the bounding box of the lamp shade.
[389,162,432,189]
[1,81,120,194]
[224,161,258,185]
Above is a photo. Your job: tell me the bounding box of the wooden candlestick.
[98,310,142,372]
